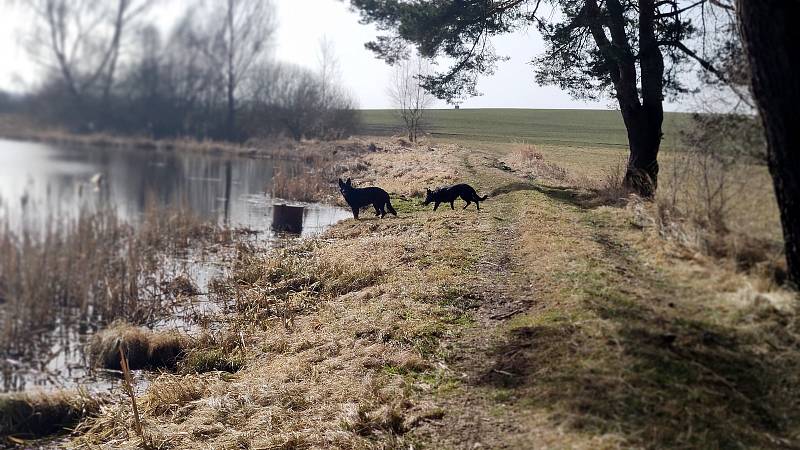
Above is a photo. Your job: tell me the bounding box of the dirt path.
[409,145,800,449]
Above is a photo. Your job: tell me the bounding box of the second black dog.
[338,178,397,219]
[423,183,488,211]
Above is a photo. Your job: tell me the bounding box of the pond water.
[0,138,350,393]
[0,138,349,235]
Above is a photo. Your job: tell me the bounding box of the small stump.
[272,204,304,234]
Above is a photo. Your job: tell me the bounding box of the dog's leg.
[352,207,359,219]
[373,203,381,216]
[434,202,440,211]
[463,200,471,210]
[476,201,480,210]
[450,201,455,210]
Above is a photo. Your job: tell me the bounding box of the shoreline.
[2,134,798,448]
[0,113,379,162]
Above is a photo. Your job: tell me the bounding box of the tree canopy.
[352,0,735,103]
[351,0,737,196]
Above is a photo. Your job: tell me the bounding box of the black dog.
[338,178,397,219]
[423,183,488,211]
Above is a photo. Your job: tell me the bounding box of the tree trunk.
[622,0,664,198]
[620,108,661,198]
[737,0,800,286]
[585,0,664,198]
[226,0,237,141]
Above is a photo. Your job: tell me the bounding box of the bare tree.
[317,35,340,112]
[208,0,275,140]
[388,54,434,142]
[26,0,153,106]
[314,37,358,138]
[273,64,323,140]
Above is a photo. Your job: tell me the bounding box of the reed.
[0,203,239,373]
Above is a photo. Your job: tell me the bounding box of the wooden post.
[272,204,304,234]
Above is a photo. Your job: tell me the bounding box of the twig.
[490,309,524,320]
[492,368,516,377]
[119,345,144,442]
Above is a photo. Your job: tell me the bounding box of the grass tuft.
[87,322,189,371]
[179,348,245,374]
[0,390,103,439]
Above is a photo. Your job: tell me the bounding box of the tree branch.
[655,0,707,19]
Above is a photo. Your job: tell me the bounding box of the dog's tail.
[476,194,489,201]
[386,201,398,216]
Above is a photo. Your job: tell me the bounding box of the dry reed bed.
[0,204,243,368]
[73,199,490,448]
[0,113,375,163]
[0,205,254,442]
[0,390,104,439]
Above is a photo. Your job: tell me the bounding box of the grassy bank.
[55,137,798,449]
[359,108,692,150]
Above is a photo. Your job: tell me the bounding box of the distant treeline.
[1,0,359,142]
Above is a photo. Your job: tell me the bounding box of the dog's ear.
[426,188,431,194]
[338,178,344,186]
[346,178,352,186]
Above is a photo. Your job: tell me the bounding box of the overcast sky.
[0,0,691,111]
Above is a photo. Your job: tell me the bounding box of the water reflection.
[0,138,350,235]
[0,138,350,392]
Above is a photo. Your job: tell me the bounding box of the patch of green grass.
[359,108,690,150]
[440,311,475,327]
[382,365,405,376]
[391,196,427,214]
[179,348,245,374]
[414,371,461,394]
[492,389,514,403]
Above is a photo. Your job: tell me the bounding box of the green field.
[359,108,692,150]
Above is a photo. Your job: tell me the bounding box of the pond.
[0,138,350,393]
[0,138,349,235]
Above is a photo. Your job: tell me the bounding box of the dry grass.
[340,139,463,199]
[51,136,798,449]
[504,143,571,184]
[0,389,103,439]
[214,242,388,326]
[87,322,190,371]
[584,156,633,206]
[498,139,784,283]
[0,202,239,368]
[72,148,490,447]
[140,374,212,417]
[179,347,245,374]
[271,169,333,203]
[646,149,786,284]
[413,150,799,448]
